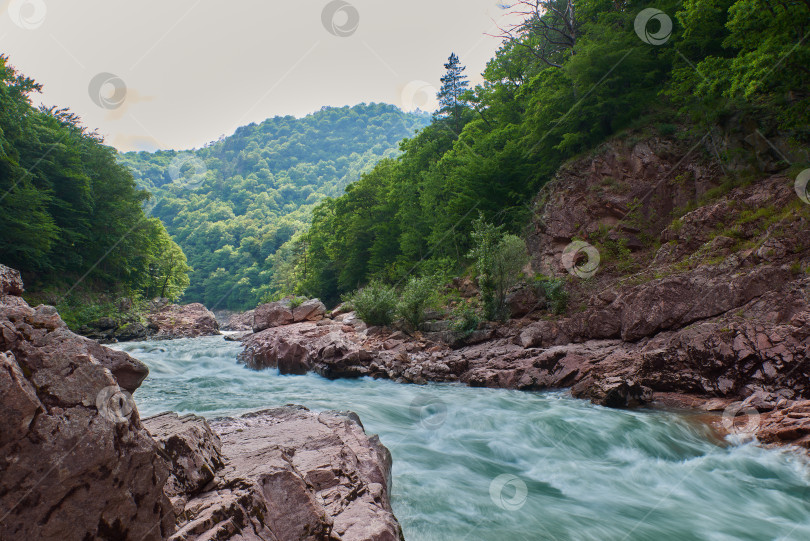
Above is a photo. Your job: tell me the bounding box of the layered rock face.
[519,139,809,413]
[0,264,174,540]
[145,407,403,541]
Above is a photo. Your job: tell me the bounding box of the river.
[112,335,810,540]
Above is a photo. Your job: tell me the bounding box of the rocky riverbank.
[237,138,810,454]
[0,264,402,540]
[78,300,221,343]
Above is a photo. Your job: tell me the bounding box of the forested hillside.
[0,56,190,316]
[120,104,430,309]
[290,0,809,305]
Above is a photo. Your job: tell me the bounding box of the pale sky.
[1,0,519,151]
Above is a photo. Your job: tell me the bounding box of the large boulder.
[292,298,327,322]
[757,400,810,449]
[0,264,23,296]
[148,303,220,340]
[219,309,254,331]
[240,321,373,378]
[252,299,327,332]
[143,412,225,503]
[506,285,540,318]
[252,301,294,332]
[0,265,174,541]
[1,301,149,393]
[151,407,404,541]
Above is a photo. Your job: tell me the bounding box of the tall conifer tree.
[437,53,469,132]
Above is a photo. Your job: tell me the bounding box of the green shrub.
[397,275,439,330]
[259,290,286,304]
[600,238,635,273]
[657,123,676,136]
[288,296,306,309]
[50,293,149,331]
[468,216,529,322]
[534,277,569,315]
[345,280,397,327]
[450,300,481,338]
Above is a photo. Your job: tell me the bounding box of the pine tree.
[437,53,469,131]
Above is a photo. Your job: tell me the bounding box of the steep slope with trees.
[120,104,430,309]
[0,55,190,324]
[291,0,808,306]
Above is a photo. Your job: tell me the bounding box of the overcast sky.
[1,0,519,152]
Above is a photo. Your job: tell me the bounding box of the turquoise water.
[113,336,810,541]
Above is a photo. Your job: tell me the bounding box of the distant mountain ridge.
[120,103,430,309]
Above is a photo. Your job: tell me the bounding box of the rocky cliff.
[238,134,810,452]
[0,264,174,540]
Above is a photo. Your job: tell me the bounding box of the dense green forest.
[3,0,806,321]
[120,104,430,309]
[0,56,190,313]
[286,0,809,305]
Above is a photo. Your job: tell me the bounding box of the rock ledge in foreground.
[0,263,173,541]
[145,406,404,541]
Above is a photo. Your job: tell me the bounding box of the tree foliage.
[120,104,430,309]
[294,0,807,309]
[438,53,470,131]
[468,217,529,321]
[0,56,189,303]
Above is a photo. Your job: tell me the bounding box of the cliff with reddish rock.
[521,136,809,411]
[0,264,174,540]
[0,265,403,540]
[238,135,810,453]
